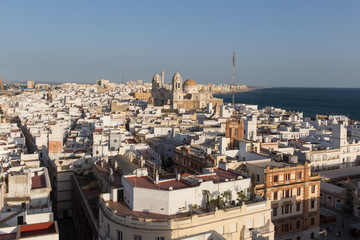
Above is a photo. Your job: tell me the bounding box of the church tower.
[161,68,165,87]
[152,73,161,90]
[172,72,183,109]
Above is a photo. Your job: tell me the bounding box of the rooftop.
[247,160,293,169]
[124,168,247,190]
[31,175,46,189]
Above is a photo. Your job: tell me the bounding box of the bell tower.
[161,68,165,87]
[172,72,183,109]
[152,73,161,90]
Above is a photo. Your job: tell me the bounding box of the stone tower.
[172,72,183,109]
[332,122,347,148]
[152,73,161,90]
[161,68,165,86]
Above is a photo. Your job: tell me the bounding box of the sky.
[0,1,359,87]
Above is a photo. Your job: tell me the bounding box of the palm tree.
[223,190,232,204]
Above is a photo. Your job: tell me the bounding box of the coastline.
[212,86,269,95]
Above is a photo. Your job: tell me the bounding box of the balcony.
[99,194,270,231]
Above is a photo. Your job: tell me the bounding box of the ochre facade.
[256,161,321,240]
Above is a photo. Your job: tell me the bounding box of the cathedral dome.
[183,79,197,86]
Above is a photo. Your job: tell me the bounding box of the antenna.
[232,51,235,106]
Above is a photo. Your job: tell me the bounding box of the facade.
[247,161,321,240]
[151,71,223,110]
[98,166,274,240]
[27,80,35,89]
[48,156,93,219]
[71,172,98,240]
[174,146,218,175]
[130,91,151,101]
[225,119,244,149]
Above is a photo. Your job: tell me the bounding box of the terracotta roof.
[20,221,57,238]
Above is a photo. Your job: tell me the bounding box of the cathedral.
[151,69,223,110]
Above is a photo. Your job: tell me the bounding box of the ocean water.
[214,88,360,120]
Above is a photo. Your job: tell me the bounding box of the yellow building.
[130,91,152,101]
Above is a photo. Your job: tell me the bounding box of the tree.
[250,172,257,200]
[223,190,232,204]
[203,190,211,211]
[237,190,247,206]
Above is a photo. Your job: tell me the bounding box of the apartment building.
[247,160,321,240]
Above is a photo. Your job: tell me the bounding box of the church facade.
[151,70,223,110]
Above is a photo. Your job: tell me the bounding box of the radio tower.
[232,50,235,106]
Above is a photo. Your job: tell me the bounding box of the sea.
[214,87,360,121]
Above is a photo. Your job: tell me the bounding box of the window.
[286,174,290,181]
[230,223,237,233]
[107,223,110,236]
[257,174,260,182]
[274,175,278,184]
[273,207,277,217]
[274,191,278,200]
[118,231,123,240]
[311,217,315,225]
[297,202,301,211]
[156,238,165,240]
[296,220,300,229]
[285,189,290,198]
[235,129,238,136]
[297,187,301,196]
[297,172,302,180]
[285,204,290,214]
[311,200,315,209]
[284,223,290,232]
[134,235,142,240]
[311,185,316,193]
[297,237,301,240]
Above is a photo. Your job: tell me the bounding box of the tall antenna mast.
[232,50,235,106]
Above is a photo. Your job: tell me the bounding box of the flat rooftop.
[247,160,293,169]
[106,199,195,220]
[125,168,247,191]
[320,166,360,181]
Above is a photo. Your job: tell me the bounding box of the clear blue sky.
[1,1,359,87]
